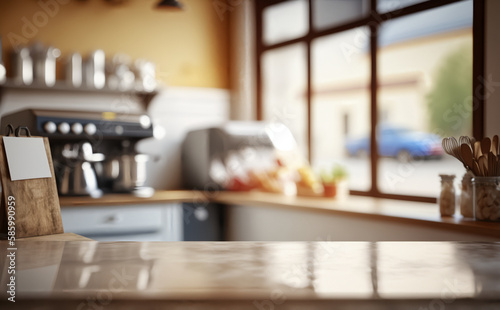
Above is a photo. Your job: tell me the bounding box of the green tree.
[426,44,472,137]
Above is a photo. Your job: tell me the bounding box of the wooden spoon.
[482,137,491,157]
[461,143,477,175]
[497,157,500,176]
[459,136,473,151]
[478,155,488,176]
[488,152,496,176]
[474,160,482,177]
[474,141,482,159]
[493,135,499,156]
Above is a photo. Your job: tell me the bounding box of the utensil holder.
[472,176,500,222]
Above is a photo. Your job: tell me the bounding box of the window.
[255,0,484,202]
[262,43,309,158]
[311,27,371,191]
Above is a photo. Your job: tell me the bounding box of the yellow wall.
[0,0,229,88]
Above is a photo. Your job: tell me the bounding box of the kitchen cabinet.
[61,203,224,242]
[58,191,225,242]
[182,203,225,241]
[60,203,182,241]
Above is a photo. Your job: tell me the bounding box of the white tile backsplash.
[138,87,230,189]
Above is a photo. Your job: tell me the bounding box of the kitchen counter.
[59,190,500,238]
[215,191,500,239]
[1,239,499,309]
[58,190,206,207]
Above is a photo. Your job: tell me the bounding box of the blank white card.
[3,137,52,181]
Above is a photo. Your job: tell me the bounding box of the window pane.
[377,0,428,14]
[312,27,371,191]
[312,0,369,30]
[263,0,309,45]
[262,43,308,158]
[377,0,473,197]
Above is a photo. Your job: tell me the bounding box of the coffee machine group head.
[1,109,154,197]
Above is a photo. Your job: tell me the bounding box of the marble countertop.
[1,240,500,309]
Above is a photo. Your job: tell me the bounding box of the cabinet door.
[182,203,224,241]
[61,203,183,241]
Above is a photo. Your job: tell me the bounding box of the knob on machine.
[58,122,70,134]
[71,123,83,134]
[84,123,97,135]
[44,121,57,133]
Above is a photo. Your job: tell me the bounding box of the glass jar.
[439,174,456,216]
[472,177,500,222]
[460,171,474,218]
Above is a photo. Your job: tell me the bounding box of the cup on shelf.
[31,42,61,87]
[84,50,106,89]
[11,47,33,85]
[66,52,83,88]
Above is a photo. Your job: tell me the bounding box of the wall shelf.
[0,79,159,110]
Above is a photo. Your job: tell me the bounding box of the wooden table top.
[1,240,499,309]
[15,233,93,242]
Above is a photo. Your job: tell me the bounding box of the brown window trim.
[473,0,485,141]
[255,0,485,204]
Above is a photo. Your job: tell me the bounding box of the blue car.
[345,125,443,162]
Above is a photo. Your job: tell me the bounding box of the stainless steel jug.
[57,143,104,197]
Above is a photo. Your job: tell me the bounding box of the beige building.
[312,28,472,162]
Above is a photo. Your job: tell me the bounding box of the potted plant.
[320,165,348,198]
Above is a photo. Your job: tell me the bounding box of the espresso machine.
[1,109,154,197]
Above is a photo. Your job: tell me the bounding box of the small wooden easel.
[0,125,63,239]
